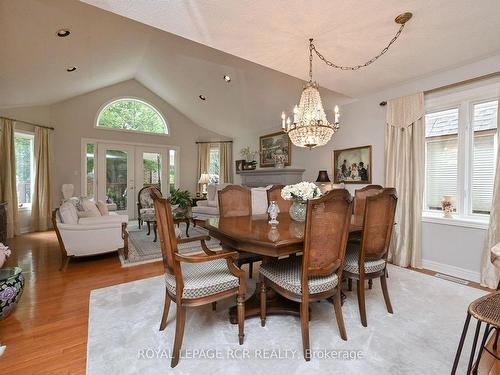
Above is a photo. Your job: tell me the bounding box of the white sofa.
[53,199,129,270]
[192,183,270,219]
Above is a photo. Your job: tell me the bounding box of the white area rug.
[87,265,486,374]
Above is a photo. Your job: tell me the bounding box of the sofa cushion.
[59,202,78,224]
[251,186,271,215]
[206,184,217,202]
[192,206,219,216]
[96,200,109,216]
[78,214,128,225]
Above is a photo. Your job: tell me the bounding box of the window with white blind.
[424,93,498,220]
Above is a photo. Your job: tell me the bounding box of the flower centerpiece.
[281,182,321,222]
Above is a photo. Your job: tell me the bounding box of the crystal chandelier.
[281,39,339,149]
[282,13,413,149]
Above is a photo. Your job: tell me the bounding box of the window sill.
[422,212,489,230]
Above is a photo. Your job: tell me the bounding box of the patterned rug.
[118,222,222,267]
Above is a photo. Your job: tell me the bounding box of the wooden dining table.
[205,213,363,323]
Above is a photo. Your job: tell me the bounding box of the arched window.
[96,98,168,135]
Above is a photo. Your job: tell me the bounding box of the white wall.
[233,53,500,282]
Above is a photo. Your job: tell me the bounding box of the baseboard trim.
[421,259,480,283]
[20,227,32,234]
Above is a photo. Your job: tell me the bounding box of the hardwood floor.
[0,230,498,373]
[0,231,163,374]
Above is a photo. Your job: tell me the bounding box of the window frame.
[423,86,498,228]
[94,97,169,137]
[14,130,35,210]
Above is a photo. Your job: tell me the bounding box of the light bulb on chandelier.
[282,12,412,149]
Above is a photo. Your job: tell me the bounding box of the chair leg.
[300,301,311,361]
[146,221,151,235]
[473,324,491,375]
[368,279,373,289]
[451,312,471,375]
[237,294,245,345]
[138,218,141,229]
[333,290,347,341]
[171,304,186,368]
[159,289,171,331]
[466,320,482,375]
[357,278,367,327]
[493,328,499,351]
[347,278,352,292]
[380,272,393,314]
[248,262,253,279]
[260,281,267,327]
[60,254,70,272]
[211,302,217,311]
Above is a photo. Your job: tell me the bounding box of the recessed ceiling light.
[223,75,231,83]
[199,95,206,101]
[56,29,71,37]
[66,66,77,72]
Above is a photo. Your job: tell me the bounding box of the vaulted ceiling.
[1,0,500,137]
[81,0,500,97]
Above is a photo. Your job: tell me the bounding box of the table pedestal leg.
[229,282,300,324]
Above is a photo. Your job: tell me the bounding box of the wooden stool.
[451,291,500,374]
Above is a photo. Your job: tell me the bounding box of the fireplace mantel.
[239,168,305,187]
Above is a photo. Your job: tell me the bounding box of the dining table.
[205,213,363,324]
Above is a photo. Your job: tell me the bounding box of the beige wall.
[1,79,228,217]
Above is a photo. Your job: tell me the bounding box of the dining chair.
[218,185,262,278]
[266,184,293,213]
[152,191,246,368]
[344,188,397,327]
[351,184,384,289]
[259,189,353,361]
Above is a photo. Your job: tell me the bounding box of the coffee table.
[149,212,192,242]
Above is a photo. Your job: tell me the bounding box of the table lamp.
[316,170,331,194]
[198,173,210,197]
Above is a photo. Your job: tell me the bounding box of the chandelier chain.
[310,23,406,71]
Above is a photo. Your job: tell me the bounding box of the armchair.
[137,185,161,229]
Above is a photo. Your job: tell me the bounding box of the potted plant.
[169,188,192,216]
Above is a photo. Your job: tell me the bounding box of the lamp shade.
[198,173,210,184]
[316,170,331,183]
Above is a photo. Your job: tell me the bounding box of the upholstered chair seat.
[165,259,240,299]
[344,246,386,274]
[260,257,339,295]
[139,207,156,221]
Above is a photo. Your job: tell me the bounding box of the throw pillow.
[79,197,101,217]
[96,200,109,216]
[59,202,79,224]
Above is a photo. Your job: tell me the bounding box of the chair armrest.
[177,235,210,244]
[174,249,238,263]
[57,222,123,231]
[177,235,215,255]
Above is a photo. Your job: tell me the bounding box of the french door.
[97,144,136,218]
[84,139,179,219]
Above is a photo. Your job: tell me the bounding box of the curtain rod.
[0,115,54,130]
[379,71,500,106]
[195,140,233,144]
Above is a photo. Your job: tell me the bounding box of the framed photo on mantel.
[259,131,291,167]
[333,145,372,184]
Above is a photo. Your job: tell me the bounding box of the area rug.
[118,223,221,267]
[87,265,487,374]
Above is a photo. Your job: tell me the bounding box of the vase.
[289,200,306,222]
[0,267,24,320]
[267,201,280,224]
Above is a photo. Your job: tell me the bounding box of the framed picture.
[259,131,292,167]
[235,159,245,174]
[333,145,372,184]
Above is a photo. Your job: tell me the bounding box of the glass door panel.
[97,144,135,218]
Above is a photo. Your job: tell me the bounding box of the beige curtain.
[219,142,233,183]
[480,92,500,288]
[32,127,51,231]
[197,143,209,193]
[385,92,425,268]
[0,118,19,238]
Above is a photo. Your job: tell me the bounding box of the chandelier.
[282,12,413,149]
